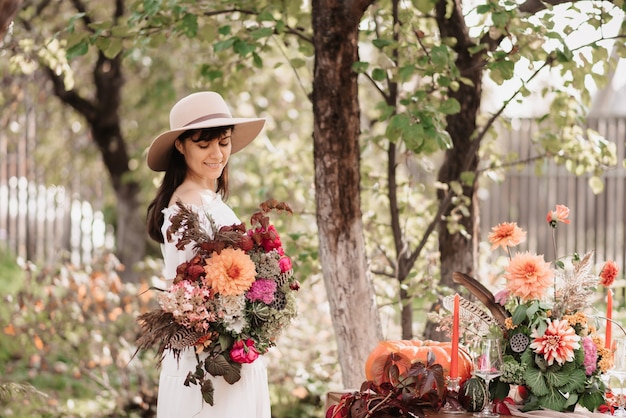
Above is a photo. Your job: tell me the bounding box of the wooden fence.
[0,85,111,267]
[480,117,626,299]
[0,176,109,266]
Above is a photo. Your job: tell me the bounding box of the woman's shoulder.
[167,187,219,209]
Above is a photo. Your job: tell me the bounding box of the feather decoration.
[452,272,509,327]
[443,294,504,333]
[134,310,204,364]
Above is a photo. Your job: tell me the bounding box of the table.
[326,391,515,417]
[424,412,514,418]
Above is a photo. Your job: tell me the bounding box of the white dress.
[156,191,271,418]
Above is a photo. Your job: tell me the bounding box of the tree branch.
[44,67,98,122]
[518,0,576,15]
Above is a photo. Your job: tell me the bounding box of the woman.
[146,91,271,417]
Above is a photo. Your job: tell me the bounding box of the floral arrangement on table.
[452,204,619,413]
[135,199,299,406]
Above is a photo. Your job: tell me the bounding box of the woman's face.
[175,129,232,186]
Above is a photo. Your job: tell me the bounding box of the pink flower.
[504,251,554,302]
[494,289,511,306]
[529,319,580,366]
[546,204,570,227]
[488,222,527,250]
[230,339,260,363]
[582,336,598,376]
[600,260,619,287]
[279,256,292,273]
[246,278,277,304]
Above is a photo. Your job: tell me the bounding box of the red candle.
[450,293,460,379]
[606,290,613,349]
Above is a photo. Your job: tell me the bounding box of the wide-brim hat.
[147,91,266,171]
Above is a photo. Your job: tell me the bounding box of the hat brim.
[147,117,265,171]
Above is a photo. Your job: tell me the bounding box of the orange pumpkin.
[364,339,473,384]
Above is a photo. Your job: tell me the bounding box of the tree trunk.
[311,0,381,388]
[0,0,22,39]
[46,51,145,282]
[423,0,485,340]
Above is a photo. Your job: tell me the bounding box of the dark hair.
[146,125,234,243]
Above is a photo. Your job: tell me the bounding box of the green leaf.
[372,38,392,49]
[103,38,123,59]
[223,362,242,384]
[352,61,369,73]
[540,385,567,411]
[253,52,263,68]
[66,39,89,60]
[201,379,215,405]
[524,364,549,396]
[214,37,237,52]
[492,11,509,27]
[579,389,606,412]
[439,98,460,115]
[476,4,492,13]
[180,13,198,37]
[511,304,527,325]
[398,65,415,81]
[372,68,386,81]
[525,300,539,320]
[435,130,453,150]
[460,171,475,186]
[257,10,275,22]
[67,13,86,33]
[250,27,274,40]
[204,354,231,377]
[431,45,449,67]
[233,39,255,56]
[218,25,231,36]
[414,0,435,14]
[143,0,162,16]
[200,65,223,81]
[287,58,304,69]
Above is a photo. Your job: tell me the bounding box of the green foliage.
[1,254,159,416]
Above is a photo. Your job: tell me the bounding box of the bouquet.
[136,199,298,406]
[450,204,619,413]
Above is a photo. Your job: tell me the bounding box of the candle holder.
[441,376,466,414]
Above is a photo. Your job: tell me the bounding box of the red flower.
[600,260,619,287]
[229,339,260,363]
[250,225,283,252]
[546,204,570,227]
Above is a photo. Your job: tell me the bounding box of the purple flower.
[246,279,277,304]
[582,336,598,376]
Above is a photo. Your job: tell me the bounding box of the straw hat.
[147,91,265,171]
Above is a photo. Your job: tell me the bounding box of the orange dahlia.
[599,260,619,287]
[504,251,554,301]
[488,222,527,250]
[204,248,256,296]
[529,319,580,365]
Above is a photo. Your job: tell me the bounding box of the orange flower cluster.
[504,251,554,302]
[204,248,257,296]
[488,222,527,250]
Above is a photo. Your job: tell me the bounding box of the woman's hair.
[146,125,234,243]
